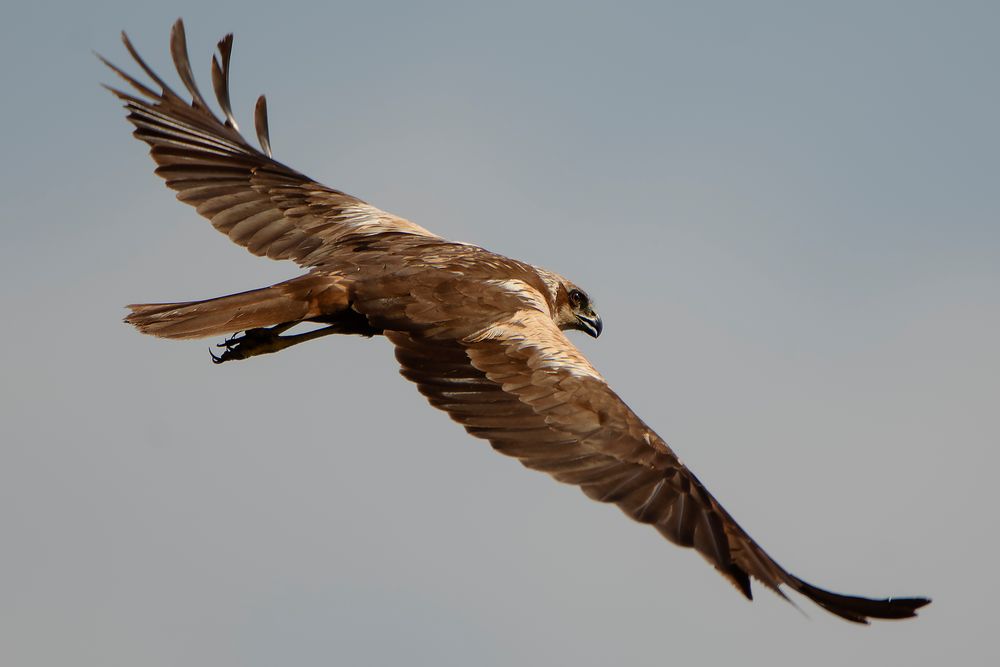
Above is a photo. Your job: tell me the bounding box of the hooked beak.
[576,312,603,338]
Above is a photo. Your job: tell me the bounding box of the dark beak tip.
[581,314,603,338]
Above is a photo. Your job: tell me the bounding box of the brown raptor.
[101,19,929,623]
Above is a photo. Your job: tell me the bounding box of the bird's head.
[555,282,602,338]
[564,285,602,338]
[533,268,602,338]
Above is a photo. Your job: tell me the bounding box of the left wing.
[100,19,438,267]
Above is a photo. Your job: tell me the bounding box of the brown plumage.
[102,19,930,623]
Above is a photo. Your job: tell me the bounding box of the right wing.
[100,19,438,267]
[382,302,930,623]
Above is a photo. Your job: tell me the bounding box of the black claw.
[217,332,244,349]
[207,327,284,364]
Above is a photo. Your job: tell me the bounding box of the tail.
[125,274,349,339]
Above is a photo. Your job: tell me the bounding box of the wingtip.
[254,94,272,157]
[93,49,116,77]
[790,576,931,624]
[170,17,186,40]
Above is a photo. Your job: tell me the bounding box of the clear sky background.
[2,1,997,665]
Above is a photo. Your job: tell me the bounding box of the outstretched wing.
[373,287,929,623]
[100,19,438,267]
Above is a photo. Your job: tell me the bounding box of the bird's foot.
[209,322,348,364]
[211,327,288,364]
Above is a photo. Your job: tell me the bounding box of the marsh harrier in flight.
[101,20,929,623]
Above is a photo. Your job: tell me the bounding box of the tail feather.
[125,274,349,339]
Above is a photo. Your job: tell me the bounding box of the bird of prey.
[101,19,929,624]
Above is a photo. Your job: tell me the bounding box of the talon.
[205,324,301,364]
[218,332,244,349]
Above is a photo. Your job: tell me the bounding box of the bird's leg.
[211,322,342,364]
[217,321,298,350]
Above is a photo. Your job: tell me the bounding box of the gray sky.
[2,1,997,665]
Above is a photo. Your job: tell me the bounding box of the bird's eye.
[569,289,586,309]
